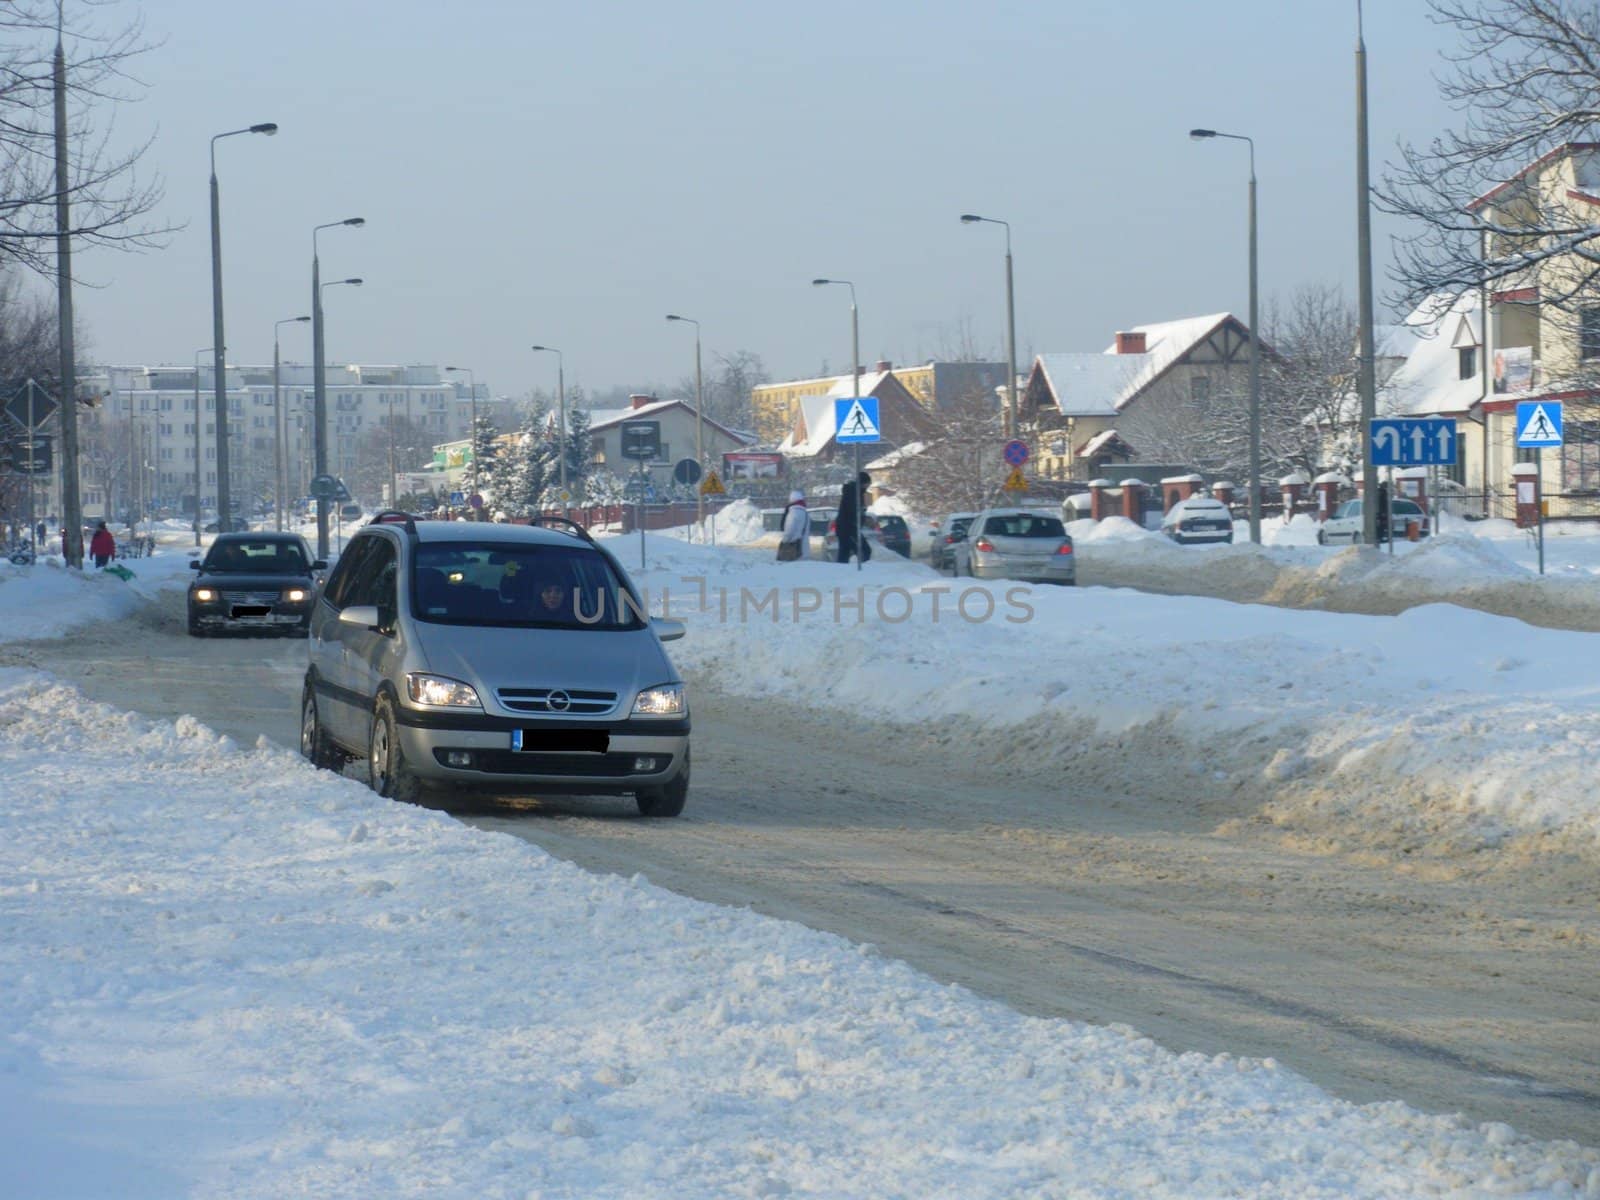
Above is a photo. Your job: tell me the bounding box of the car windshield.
[984,513,1066,538]
[877,516,907,533]
[203,539,309,573]
[1393,500,1424,515]
[411,541,645,630]
[950,517,974,537]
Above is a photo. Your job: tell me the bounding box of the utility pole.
[1356,0,1379,545]
[52,24,83,568]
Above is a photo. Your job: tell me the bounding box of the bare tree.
[675,348,768,432]
[884,392,1006,513]
[0,2,167,273]
[1380,0,1600,365]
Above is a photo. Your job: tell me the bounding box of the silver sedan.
[952,508,1076,584]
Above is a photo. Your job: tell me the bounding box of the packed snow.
[2,528,1598,1196]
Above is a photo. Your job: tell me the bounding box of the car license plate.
[511,729,609,754]
[230,605,271,618]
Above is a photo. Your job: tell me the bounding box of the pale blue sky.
[70,0,1459,399]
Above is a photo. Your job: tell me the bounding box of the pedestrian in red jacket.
[89,521,116,569]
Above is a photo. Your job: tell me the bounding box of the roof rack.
[368,510,419,537]
[528,514,597,546]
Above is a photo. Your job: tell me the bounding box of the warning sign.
[1002,467,1028,492]
[699,470,726,496]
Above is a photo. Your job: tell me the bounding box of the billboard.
[722,451,785,480]
[1492,345,1534,394]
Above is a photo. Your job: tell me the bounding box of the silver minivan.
[301,514,691,817]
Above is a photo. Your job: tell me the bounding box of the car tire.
[1316,530,1326,545]
[300,685,343,771]
[1352,531,1363,545]
[636,749,689,818]
[368,694,427,804]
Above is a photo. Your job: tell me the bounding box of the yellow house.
[751,359,1006,443]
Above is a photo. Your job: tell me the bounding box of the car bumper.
[190,605,311,631]
[1169,531,1233,544]
[971,556,1075,583]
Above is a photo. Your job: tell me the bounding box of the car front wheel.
[301,685,342,771]
[368,694,427,804]
[636,750,689,818]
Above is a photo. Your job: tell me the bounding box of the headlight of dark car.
[282,587,309,603]
[192,587,218,603]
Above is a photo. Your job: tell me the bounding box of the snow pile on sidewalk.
[1,669,1593,1199]
[0,551,194,642]
[630,537,1600,858]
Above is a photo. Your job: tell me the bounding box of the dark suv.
[875,514,911,557]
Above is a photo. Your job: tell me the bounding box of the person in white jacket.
[777,488,810,560]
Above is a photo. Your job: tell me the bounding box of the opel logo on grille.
[546,690,571,712]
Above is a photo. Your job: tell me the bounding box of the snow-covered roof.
[1379,292,1486,418]
[865,441,924,470]
[776,372,894,458]
[585,398,753,445]
[1078,428,1127,457]
[1035,313,1239,416]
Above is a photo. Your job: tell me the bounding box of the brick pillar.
[1120,479,1146,523]
[1312,473,1342,523]
[1212,480,1235,509]
[1279,472,1309,521]
[1161,473,1202,512]
[1088,478,1113,522]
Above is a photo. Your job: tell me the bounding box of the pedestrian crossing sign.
[834,396,882,444]
[1003,467,1027,492]
[1515,400,1563,447]
[699,470,726,496]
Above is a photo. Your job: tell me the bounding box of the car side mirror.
[652,617,686,642]
[339,604,380,630]
[311,559,327,571]
[189,560,201,570]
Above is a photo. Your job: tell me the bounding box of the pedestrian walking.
[776,489,809,561]
[834,471,872,564]
[89,520,116,569]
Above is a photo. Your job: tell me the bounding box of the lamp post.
[193,347,213,546]
[273,315,310,531]
[664,316,707,539]
[210,122,277,533]
[1355,0,1379,546]
[1190,128,1261,544]
[960,214,1018,441]
[811,278,864,569]
[312,217,365,558]
[444,367,478,515]
[531,345,567,504]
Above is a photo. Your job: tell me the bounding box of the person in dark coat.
[834,470,872,563]
[89,520,116,569]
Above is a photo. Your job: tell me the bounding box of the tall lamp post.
[811,278,864,569]
[210,122,277,532]
[444,367,478,515]
[1190,128,1261,544]
[312,217,365,558]
[531,345,567,502]
[959,214,1018,441]
[273,315,310,530]
[664,316,707,538]
[193,347,213,546]
[1355,1,1379,546]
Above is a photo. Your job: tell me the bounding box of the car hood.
[410,622,676,712]
[193,570,311,590]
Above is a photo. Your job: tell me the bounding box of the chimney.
[628,393,655,410]
[1114,332,1146,355]
[874,360,892,372]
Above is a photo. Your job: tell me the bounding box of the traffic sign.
[673,457,703,486]
[834,396,881,444]
[699,470,726,496]
[1516,400,1564,447]
[1002,467,1028,492]
[469,492,484,509]
[449,491,465,506]
[333,478,352,503]
[1003,439,1030,467]
[309,473,339,500]
[1370,418,1458,467]
[620,420,661,461]
[8,433,51,474]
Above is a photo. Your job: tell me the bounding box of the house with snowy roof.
[1020,314,1260,480]
[773,370,934,464]
[583,394,754,483]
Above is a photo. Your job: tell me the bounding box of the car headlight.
[283,588,308,603]
[632,683,686,717]
[405,673,482,709]
[193,587,217,602]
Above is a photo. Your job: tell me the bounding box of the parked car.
[952,509,1075,584]
[188,532,325,636]
[301,514,691,817]
[823,512,886,561]
[1318,497,1429,545]
[1160,496,1235,545]
[874,513,911,557]
[931,512,977,573]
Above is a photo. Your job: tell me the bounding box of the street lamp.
[960,214,1018,441]
[1190,128,1262,544]
[193,347,213,546]
[210,122,277,533]
[811,278,865,569]
[312,216,365,558]
[664,316,707,538]
[444,366,478,514]
[273,315,310,531]
[531,345,567,502]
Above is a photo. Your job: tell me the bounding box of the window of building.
[1190,375,1211,403]
[1458,347,1476,379]
[1561,420,1600,491]
[1582,308,1600,359]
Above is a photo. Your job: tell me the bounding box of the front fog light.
[406,673,482,709]
[631,684,685,717]
[445,750,473,767]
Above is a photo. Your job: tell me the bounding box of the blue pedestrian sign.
[1370,418,1458,467]
[834,396,881,444]
[449,491,465,506]
[1516,400,1563,447]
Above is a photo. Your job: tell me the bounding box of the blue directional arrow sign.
[1515,400,1563,447]
[1370,418,1458,467]
[834,396,882,444]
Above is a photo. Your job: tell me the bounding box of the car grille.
[496,687,618,715]
[222,589,281,606]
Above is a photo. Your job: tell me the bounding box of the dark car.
[875,514,911,557]
[188,532,326,637]
[932,512,977,573]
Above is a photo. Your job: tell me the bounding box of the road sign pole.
[638,460,646,571]
[854,442,862,571]
[1537,449,1545,576]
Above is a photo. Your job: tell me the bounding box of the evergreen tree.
[469,415,500,508]
[562,406,591,495]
